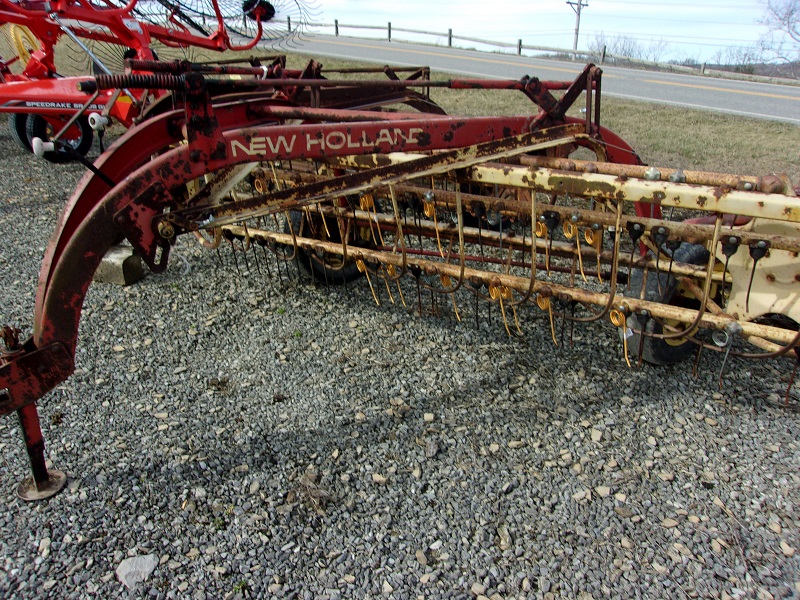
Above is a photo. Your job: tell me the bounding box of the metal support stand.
[15,403,66,502]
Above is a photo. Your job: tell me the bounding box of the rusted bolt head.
[760,175,784,194]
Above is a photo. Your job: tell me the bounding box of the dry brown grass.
[287,52,800,184]
[41,39,800,183]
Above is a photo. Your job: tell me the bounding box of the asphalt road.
[292,34,800,125]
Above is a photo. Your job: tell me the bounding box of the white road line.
[605,92,800,124]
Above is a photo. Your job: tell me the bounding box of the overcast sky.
[312,0,773,62]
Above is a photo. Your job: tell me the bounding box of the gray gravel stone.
[0,118,799,599]
[116,554,158,590]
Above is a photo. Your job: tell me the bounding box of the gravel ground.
[0,124,799,600]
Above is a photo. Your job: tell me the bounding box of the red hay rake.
[0,0,316,161]
[1,59,798,500]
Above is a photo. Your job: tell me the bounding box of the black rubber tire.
[8,113,32,152]
[25,114,94,163]
[284,209,365,285]
[627,243,710,366]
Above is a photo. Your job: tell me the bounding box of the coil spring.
[125,59,187,74]
[93,74,184,91]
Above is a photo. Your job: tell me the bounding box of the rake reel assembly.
[1,61,798,500]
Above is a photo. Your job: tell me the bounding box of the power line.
[593,0,759,7]
[581,29,761,44]
[591,14,761,26]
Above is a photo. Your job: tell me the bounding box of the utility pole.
[567,0,588,54]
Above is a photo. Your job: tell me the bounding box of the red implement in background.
[0,0,314,161]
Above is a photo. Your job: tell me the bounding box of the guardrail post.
[517,39,522,55]
[448,29,452,47]
[335,19,339,36]
[388,22,392,42]
[601,45,606,64]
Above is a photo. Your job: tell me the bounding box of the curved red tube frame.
[34,105,641,371]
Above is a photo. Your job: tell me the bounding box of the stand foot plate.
[16,470,67,502]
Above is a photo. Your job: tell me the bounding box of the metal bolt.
[157,221,176,239]
[725,321,743,336]
[644,167,661,181]
[668,169,686,183]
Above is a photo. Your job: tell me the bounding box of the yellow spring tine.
[610,309,632,368]
[383,270,395,304]
[423,199,445,258]
[366,193,385,246]
[387,186,408,275]
[585,228,603,283]
[441,274,461,321]
[269,162,282,192]
[489,284,512,336]
[357,259,380,306]
[386,264,407,307]
[563,221,588,283]
[360,194,379,246]
[535,221,550,274]
[500,285,521,336]
[315,204,331,239]
[396,281,406,307]
[537,295,558,346]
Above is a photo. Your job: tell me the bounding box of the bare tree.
[759,0,800,75]
[588,33,674,65]
[587,32,608,60]
[644,39,668,63]
[711,46,763,74]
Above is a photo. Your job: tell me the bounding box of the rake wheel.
[284,207,372,285]
[25,114,94,163]
[627,243,711,366]
[8,113,32,152]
